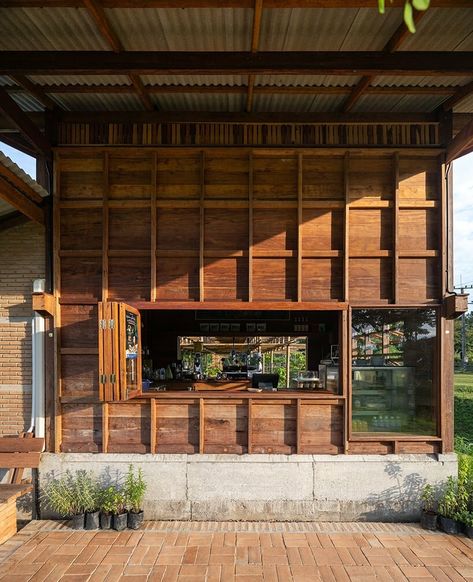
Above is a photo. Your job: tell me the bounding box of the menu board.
[125,310,139,360]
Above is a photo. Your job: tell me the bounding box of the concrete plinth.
[38,452,457,522]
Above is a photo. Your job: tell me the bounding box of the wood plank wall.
[54,143,445,454]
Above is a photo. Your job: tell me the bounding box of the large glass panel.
[351,309,437,435]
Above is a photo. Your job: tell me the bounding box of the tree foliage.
[455,313,473,365]
[378,0,430,33]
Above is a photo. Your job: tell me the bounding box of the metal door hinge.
[110,373,116,384]
[109,319,115,329]
[99,319,107,330]
[99,374,107,384]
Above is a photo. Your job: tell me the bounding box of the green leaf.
[378,0,385,14]
[404,1,416,33]
[412,0,430,10]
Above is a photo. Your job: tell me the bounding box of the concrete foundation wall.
[39,453,457,522]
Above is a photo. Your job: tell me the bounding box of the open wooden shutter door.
[98,302,142,401]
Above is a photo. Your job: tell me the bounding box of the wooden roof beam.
[0,1,470,7]
[1,51,472,76]
[447,116,473,162]
[0,87,51,159]
[247,0,263,113]
[0,176,44,224]
[342,10,426,113]
[442,79,473,112]
[82,0,155,110]
[9,75,58,110]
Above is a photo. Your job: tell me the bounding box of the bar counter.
[98,386,346,455]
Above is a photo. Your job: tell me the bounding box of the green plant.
[421,484,435,513]
[378,0,430,33]
[438,476,460,519]
[109,489,126,515]
[42,470,97,517]
[124,465,147,513]
[99,485,119,515]
[455,509,473,527]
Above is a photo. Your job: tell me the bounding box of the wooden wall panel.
[301,210,343,252]
[156,258,200,301]
[60,209,102,251]
[349,157,393,202]
[350,209,393,253]
[301,259,343,301]
[205,209,248,251]
[157,154,201,199]
[109,209,151,251]
[60,257,102,301]
[251,402,296,454]
[107,403,150,453]
[204,402,248,454]
[252,258,297,301]
[253,157,297,200]
[303,157,344,200]
[60,305,98,349]
[398,258,440,303]
[61,355,98,401]
[398,157,439,202]
[155,403,199,454]
[349,258,392,302]
[300,405,343,454]
[108,257,150,302]
[157,208,200,251]
[253,209,297,252]
[108,154,153,200]
[59,155,104,200]
[398,209,439,252]
[204,155,249,200]
[204,258,248,301]
[61,403,102,452]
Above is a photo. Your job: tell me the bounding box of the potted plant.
[460,511,473,539]
[438,476,460,534]
[82,473,100,530]
[124,465,147,530]
[420,484,437,531]
[110,489,127,531]
[42,470,89,529]
[99,485,117,530]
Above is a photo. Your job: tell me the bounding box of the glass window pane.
[351,309,437,435]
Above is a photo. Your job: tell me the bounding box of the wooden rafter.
[9,75,57,110]
[442,79,473,112]
[0,87,51,158]
[82,0,154,110]
[0,176,44,224]
[1,51,472,76]
[447,116,473,162]
[342,11,427,113]
[0,0,470,7]
[0,210,30,232]
[5,83,461,96]
[247,0,263,113]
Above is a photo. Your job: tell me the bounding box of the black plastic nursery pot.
[420,510,438,531]
[85,511,100,530]
[112,512,128,531]
[70,513,85,530]
[100,513,112,530]
[439,516,460,535]
[465,526,473,539]
[128,510,144,530]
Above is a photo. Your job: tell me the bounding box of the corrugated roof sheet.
[454,94,473,114]
[254,75,360,88]
[253,94,317,113]
[106,8,252,51]
[29,75,132,87]
[0,151,48,218]
[50,93,144,111]
[0,7,108,50]
[153,93,245,112]
[141,75,246,87]
[11,92,44,112]
[353,93,447,113]
[372,75,473,88]
[400,8,473,51]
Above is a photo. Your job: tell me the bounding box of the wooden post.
[248,397,253,454]
[102,402,109,453]
[393,152,400,304]
[296,398,302,453]
[199,151,205,302]
[285,343,291,388]
[248,152,254,302]
[102,152,109,302]
[150,398,157,454]
[297,153,303,302]
[151,152,157,302]
[199,397,205,454]
[53,154,62,454]
[343,152,350,302]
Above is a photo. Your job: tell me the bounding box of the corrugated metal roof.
[141,75,246,87]
[254,75,360,88]
[106,8,252,51]
[454,94,473,114]
[400,8,473,51]
[309,94,346,112]
[0,7,108,51]
[50,93,144,111]
[0,151,48,218]
[29,75,132,87]
[11,92,44,112]
[153,93,245,112]
[253,94,316,113]
[352,93,447,113]
[0,76,15,86]
[373,75,473,88]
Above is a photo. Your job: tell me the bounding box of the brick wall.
[0,221,45,437]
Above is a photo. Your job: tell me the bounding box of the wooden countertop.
[134,389,343,400]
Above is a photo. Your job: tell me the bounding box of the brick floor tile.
[236,546,249,564]
[316,535,334,549]
[9,562,43,576]
[259,534,272,549]
[344,565,377,579]
[155,554,183,566]
[187,535,212,547]
[438,566,469,582]
[147,565,166,582]
[87,564,112,582]
[212,533,225,547]
[100,552,131,565]
[384,565,410,582]
[220,564,235,582]
[42,563,71,582]
[456,566,473,577]
[398,547,425,566]
[179,564,208,576]
[236,564,263,576]
[276,564,292,581]
[287,547,303,566]
[400,565,435,577]
[27,561,58,582]
[211,546,235,556]
[174,534,189,547]
[87,546,111,565]
[158,546,186,556]
[182,546,198,565]
[61,575,96,582]
[305,534,322,549]
[224,533,237,547]
[128,545,149,565]
[334,548,355,567]
[72,544,97,564]
[262,565,278,582]
[361,534,384,548]
[263,554,289,566]
[284,536,309,548]
[107,545,134,556]
[120,576,148,582]
[63,563,97,576]
[123,564,153,576]
[248,546,261,564]
[329,535,358,549]
[347,547,369,566]
[209,553,235,565]
[237,534,260,547]
[298,547,315,566]
[102,564,124,581]
[270,534,285,548]
[206,564,221,582]
[178,576,207,582]
[125,532,144,547]
[425,566,455,582]
[291,564,322,581]
[139,533,166,547]
[163,533,179,546]
[311,548,342,566]
[234,576,263,582]
[194,547,210,565]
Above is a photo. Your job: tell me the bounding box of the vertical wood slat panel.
[199,152,205,302]
[150,398,157,454]
[102,152,109,302]
[53,155,62,453]
[199,398,205,454]
[296,398,302,453]
[151,152,157,302]
[393,152,400,304]
[111,301,120,401]
[341,309,349,452]
[343,153,350,302]
[248,153,254,302]
[102,402,109,453]
[297,153,303,302]
[248,397,253,454]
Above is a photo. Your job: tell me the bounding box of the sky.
[0,141,471,303]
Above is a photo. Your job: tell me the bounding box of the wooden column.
[393,152,400,303]
[151,152,157,302]
[199,152,205,302]
[297,153,303,302]
[102,402,109,453]
[248,153,254,302]
[53,155,62,453]
[285,343,290,388]
[150,398,157,454]
[343,153,350,302]
[199,397,205,454]
[296,398,302,453]
[102,152,110,302]
[248,397,253,454]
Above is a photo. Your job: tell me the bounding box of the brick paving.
[0,521,473,581]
